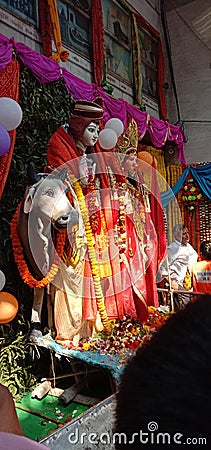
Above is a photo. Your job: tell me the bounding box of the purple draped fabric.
[0,34,13,70]
[126,103,148,138]
[0,33,186,163]
[13,42,61,84]
[62,68,96,100]
[97,87,127,126]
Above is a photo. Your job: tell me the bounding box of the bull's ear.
[56,168,67,182]
[23,186,35,213]
[27,162,40,186]
[23,193,33,214]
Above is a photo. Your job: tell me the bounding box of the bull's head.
[24,163,79,229]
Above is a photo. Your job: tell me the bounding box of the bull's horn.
[27,162,40,185]
[56,168,67,182]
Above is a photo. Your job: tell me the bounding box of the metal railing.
[157,287,207,312]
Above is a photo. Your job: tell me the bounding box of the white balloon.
[0,270,6,291]
[104,118,124,137]
[0,97,23,131]
[98,129,118,150]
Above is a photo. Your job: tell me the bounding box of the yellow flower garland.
[70,175,112,335]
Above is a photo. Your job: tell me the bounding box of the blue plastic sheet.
[34,334,128,384]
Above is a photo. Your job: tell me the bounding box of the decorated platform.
[31,306,170,386]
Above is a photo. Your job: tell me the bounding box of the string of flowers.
[10,203,66,288]
[182,175,202,210]
[70,175,112,335]
[117,193,127,253]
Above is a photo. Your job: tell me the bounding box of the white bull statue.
[15,162,79,340]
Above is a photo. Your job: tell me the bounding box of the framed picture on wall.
[0,0,37,24]
[57,0,92,58]
[139,27,158,99]
[102,0,133,85]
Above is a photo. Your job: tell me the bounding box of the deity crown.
[116,118,139,155]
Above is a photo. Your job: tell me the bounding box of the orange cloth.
[47,0,69,62]
[191,260,211,294]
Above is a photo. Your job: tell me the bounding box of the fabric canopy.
[0,32,185,163]
[161,163,211,207]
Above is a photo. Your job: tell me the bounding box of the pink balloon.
[0,124,11,156]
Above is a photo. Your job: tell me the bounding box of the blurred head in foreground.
[115,295,211,448]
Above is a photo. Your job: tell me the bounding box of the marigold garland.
[70,175,112,335]
[117,193,127,253]
[10,203,66,288]
[182,175,202,210]
[166,165,184,243]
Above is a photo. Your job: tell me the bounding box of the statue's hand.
[90,162,96,179]
[79,153,89,185]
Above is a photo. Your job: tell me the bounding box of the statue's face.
[123,153,137,173]
[81,122,100,147]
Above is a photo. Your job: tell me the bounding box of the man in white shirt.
[160,224,198,308]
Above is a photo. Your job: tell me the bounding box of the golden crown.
[116,118,138,155]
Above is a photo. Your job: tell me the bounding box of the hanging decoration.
[182,175,202,211]
[38,0,53,58]
[47,0,69,62]
[132,13,143,108]
[92,0,104,86]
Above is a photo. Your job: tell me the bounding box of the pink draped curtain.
[0,33,185,164]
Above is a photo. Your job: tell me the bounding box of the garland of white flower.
[70,175,112,335]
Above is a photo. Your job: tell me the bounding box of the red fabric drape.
[38,0,53,58]
[135,13,167,121]
[0,59,20,200]
[91,0,104,86]
[157,41,167,121]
